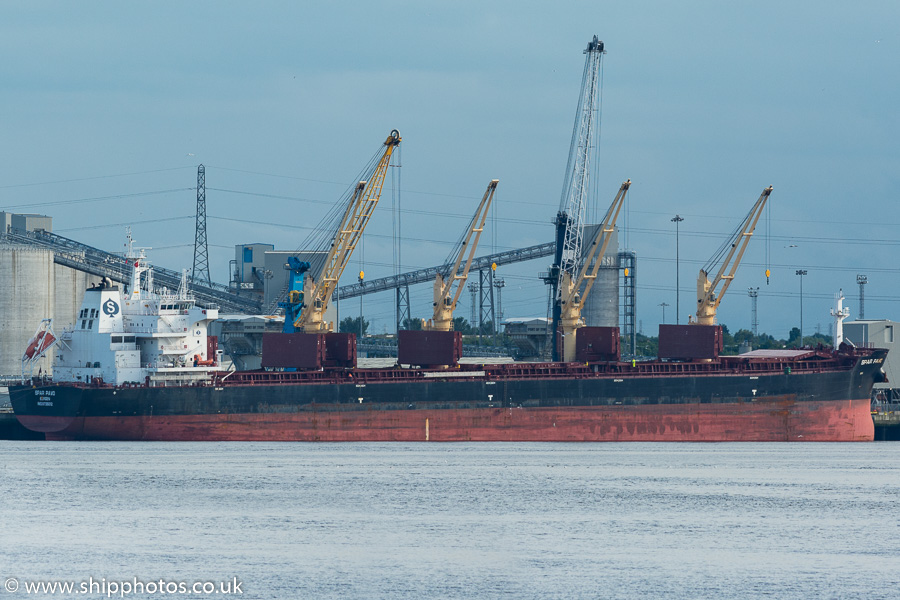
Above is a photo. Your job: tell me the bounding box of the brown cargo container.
[324,332,357,368]
[398,330,462,367]
[575,326,620,362]
[207,335,218,361]
[658,324,723,360]
[261,332,326,369]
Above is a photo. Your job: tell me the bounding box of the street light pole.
[358,271,365,340]
[659,302,669,324]
[796,269,807,347]
[671,215,684,324]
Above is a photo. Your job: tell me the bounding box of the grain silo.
[0,246,55,375]
[54,263,98,329]
[581,225,619,327]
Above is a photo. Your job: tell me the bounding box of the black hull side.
[9,349,886,442]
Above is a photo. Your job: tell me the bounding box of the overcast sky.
[2,1,898,338]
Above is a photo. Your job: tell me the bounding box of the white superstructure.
[46,233,219,386]
[831,289,850,347]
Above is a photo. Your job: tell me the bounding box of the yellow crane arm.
[428,180,499,331]
[560,179,630,310]
[296,129,401,332]
[557,180,630,362]
[695,185,773,326]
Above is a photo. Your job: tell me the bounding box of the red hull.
[46,398,874,442]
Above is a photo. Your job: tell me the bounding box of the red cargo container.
[324,333,357,368]
[398,330,462,367]
[658,324,723,360]
[261,333,326,369]
[575,326,620,362]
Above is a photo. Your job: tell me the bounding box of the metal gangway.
[3,227,261,314]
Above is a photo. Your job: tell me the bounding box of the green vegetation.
[339,316,370,336]
[400,317,423,331]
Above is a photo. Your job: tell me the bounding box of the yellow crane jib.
[426,179,499,332]
[695,185,773,326]
[558,179,630,362]
[295,129,401,332]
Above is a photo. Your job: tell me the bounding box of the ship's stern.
[9,384,84,439]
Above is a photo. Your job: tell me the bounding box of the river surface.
[2,442,899,599]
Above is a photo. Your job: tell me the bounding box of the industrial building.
[844,319,900,395]
[211,315,285,371]
[229,243,330,314]
[1,212,52,234]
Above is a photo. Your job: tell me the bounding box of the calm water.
[2,442,899,599]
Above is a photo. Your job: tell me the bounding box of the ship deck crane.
[695,186,773,326]
[425,180,499,332]
[557,180,630,362]
[294,129,401,333]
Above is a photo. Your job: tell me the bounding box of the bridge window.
[111,336,122,343]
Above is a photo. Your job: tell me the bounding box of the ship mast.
[831,289,849,347]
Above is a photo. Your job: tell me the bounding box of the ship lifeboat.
[193,354,216,367]
[23,331,56,360]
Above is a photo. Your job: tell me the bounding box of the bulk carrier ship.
[8,245,887,442]
[7,39,889,442]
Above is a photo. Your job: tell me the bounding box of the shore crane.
[557,180,630,362]
[280,256,311,333]
[292,129,401,333]
[425,179,499,332]
[694,186,773,326]
[545,35,606,361]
